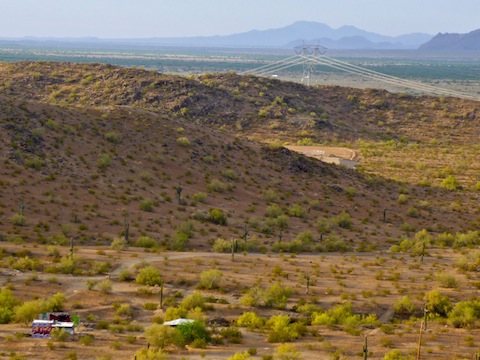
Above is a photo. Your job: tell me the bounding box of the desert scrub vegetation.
[176,136,191,147]
[198,269,223,290]
[311,302,379,330]
[143,320,210,351]
[265,314,306,343]
[207,179,229,193]
[135,266,162,286]
[139,198,154,212]
[96,153,112,170]
[104,131,121,144]
[133,235,158,248]
[12,292,66,325]
[240,282,292,309]
[204,208,228,225]
[392,229,480,255]
[235,312,306,343]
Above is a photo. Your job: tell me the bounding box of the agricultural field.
[0,59,479,359]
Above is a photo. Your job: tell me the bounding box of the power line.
[240,48,479,101]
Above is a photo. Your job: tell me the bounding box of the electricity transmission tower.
[294,43,326,86]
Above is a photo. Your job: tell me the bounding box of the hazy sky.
[1,0,479,39]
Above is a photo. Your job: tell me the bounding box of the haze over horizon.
[1,0,479,40]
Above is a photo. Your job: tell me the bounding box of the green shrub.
[136,266,162,286]
[274,344,302,360]
[164,307,187,322]
[435,232,455,247]
[424,290,451,318]
[45,119,60,130]
[199,269,223,290]
[312,302,379,328]
[453,231,479,249]
[441,175,462,191]
[397,194,409,204]
[25,156,45,170]
[316,217,332,233]
[104,131,121,144]
[14,300,43,324]
[208,208,227,225]
[288,204,304,218]
[45,293,66,312]
[139,199,154,212]
[0,289,19,324]
[55,256,76,274]
[144,324,181,348]
[96,153,112,170]
[212,238,232,252]
[135,348,168,360]
[393,296,416,317]
[9,214,25,226]
[11,256,41,271]
[454,251,480,272]
[262,189,280,203]
[134,236,157,248]
[236,312,265,330]
[143,303,158,311]
[207,179,228,193]
[266,315,302,343]
[51,328,69,342]
[264,282,292,309]
[383,349,414,360]
[78,334,93,346]
[240,286,264,308]
[448,300,480,328]
[176,321,210,345]
[228,352,251,360]
[240,282,291,310]
[176,137,191,147]
[222,169,238,181]
[272,239,308,254]
[220,327,243,344]
[170,232,190,251]
[97,279,113,294]
[181,292,207,311]
[116,304,132,317]
[295,231,314,248]
[118,269,133,281]
[316,233,351,252]
[93,261,112,275]
[265,204,283,218]
[192,192,208,203]
[436,274,460,289]
[110,237,128,251]
[275,215,290,230]
[332,211,353,229]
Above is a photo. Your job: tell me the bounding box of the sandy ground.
[286,146,359,168]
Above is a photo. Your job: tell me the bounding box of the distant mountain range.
[1,21,434,50]
[4,22,479,51]
[419,28,480,50]
[132,21,433,50]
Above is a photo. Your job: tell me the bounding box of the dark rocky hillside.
[0,61,478,251]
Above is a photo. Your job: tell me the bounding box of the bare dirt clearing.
[286,146,359,168]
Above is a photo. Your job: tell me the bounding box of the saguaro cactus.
[19,200,25,216]
[159,280,164,309]
[243,224,249,245]
[363,336,368,360]
[124,216,130,244]
[176,183,185,206]
[305,273,310,295]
